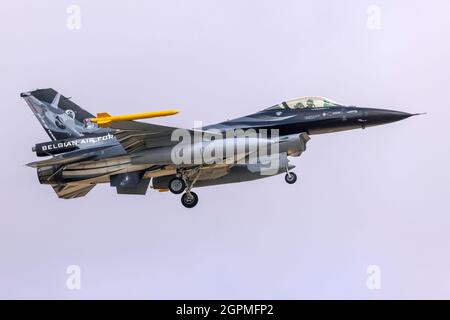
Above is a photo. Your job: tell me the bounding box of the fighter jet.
[22,88,419,208]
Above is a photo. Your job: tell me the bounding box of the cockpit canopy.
[265,96,342,110]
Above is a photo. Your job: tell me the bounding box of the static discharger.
[90,110,179,127]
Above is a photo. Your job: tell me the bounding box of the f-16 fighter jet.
[22,88,419,208]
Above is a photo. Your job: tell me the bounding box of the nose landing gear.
[285,172,297,184]
[285,165,298,184]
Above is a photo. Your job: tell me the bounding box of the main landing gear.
[181,191,199,208]
[168,177,186,194]
[169,169,201,208]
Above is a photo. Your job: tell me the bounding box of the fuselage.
[205,105,414,136]
[26,92,416,192]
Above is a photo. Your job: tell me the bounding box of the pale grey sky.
[1,0,449,299]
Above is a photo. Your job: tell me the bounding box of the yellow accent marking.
[90,110,179,127]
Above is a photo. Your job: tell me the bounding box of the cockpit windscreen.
[265,97,342,110]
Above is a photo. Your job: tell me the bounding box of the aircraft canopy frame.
[265,96,342,110]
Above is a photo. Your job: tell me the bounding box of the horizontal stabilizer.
[26,154,96,168]
[52,184,95,199]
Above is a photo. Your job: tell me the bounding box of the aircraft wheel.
[169,177,186,194]
[285,172,297,184]
[181,192,199,208]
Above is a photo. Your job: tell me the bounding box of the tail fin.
[21,88,103,140]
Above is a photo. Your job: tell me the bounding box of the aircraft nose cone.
[363,108,413,126]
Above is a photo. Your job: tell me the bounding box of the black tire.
[285,172,297,184]
[181,192,199,208]
[168,177,186,194]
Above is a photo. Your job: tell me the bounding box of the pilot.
[306,99,315,108]
[293,102,305,109]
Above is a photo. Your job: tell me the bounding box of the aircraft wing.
[110,120,190,153]
[109,120,178,132]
